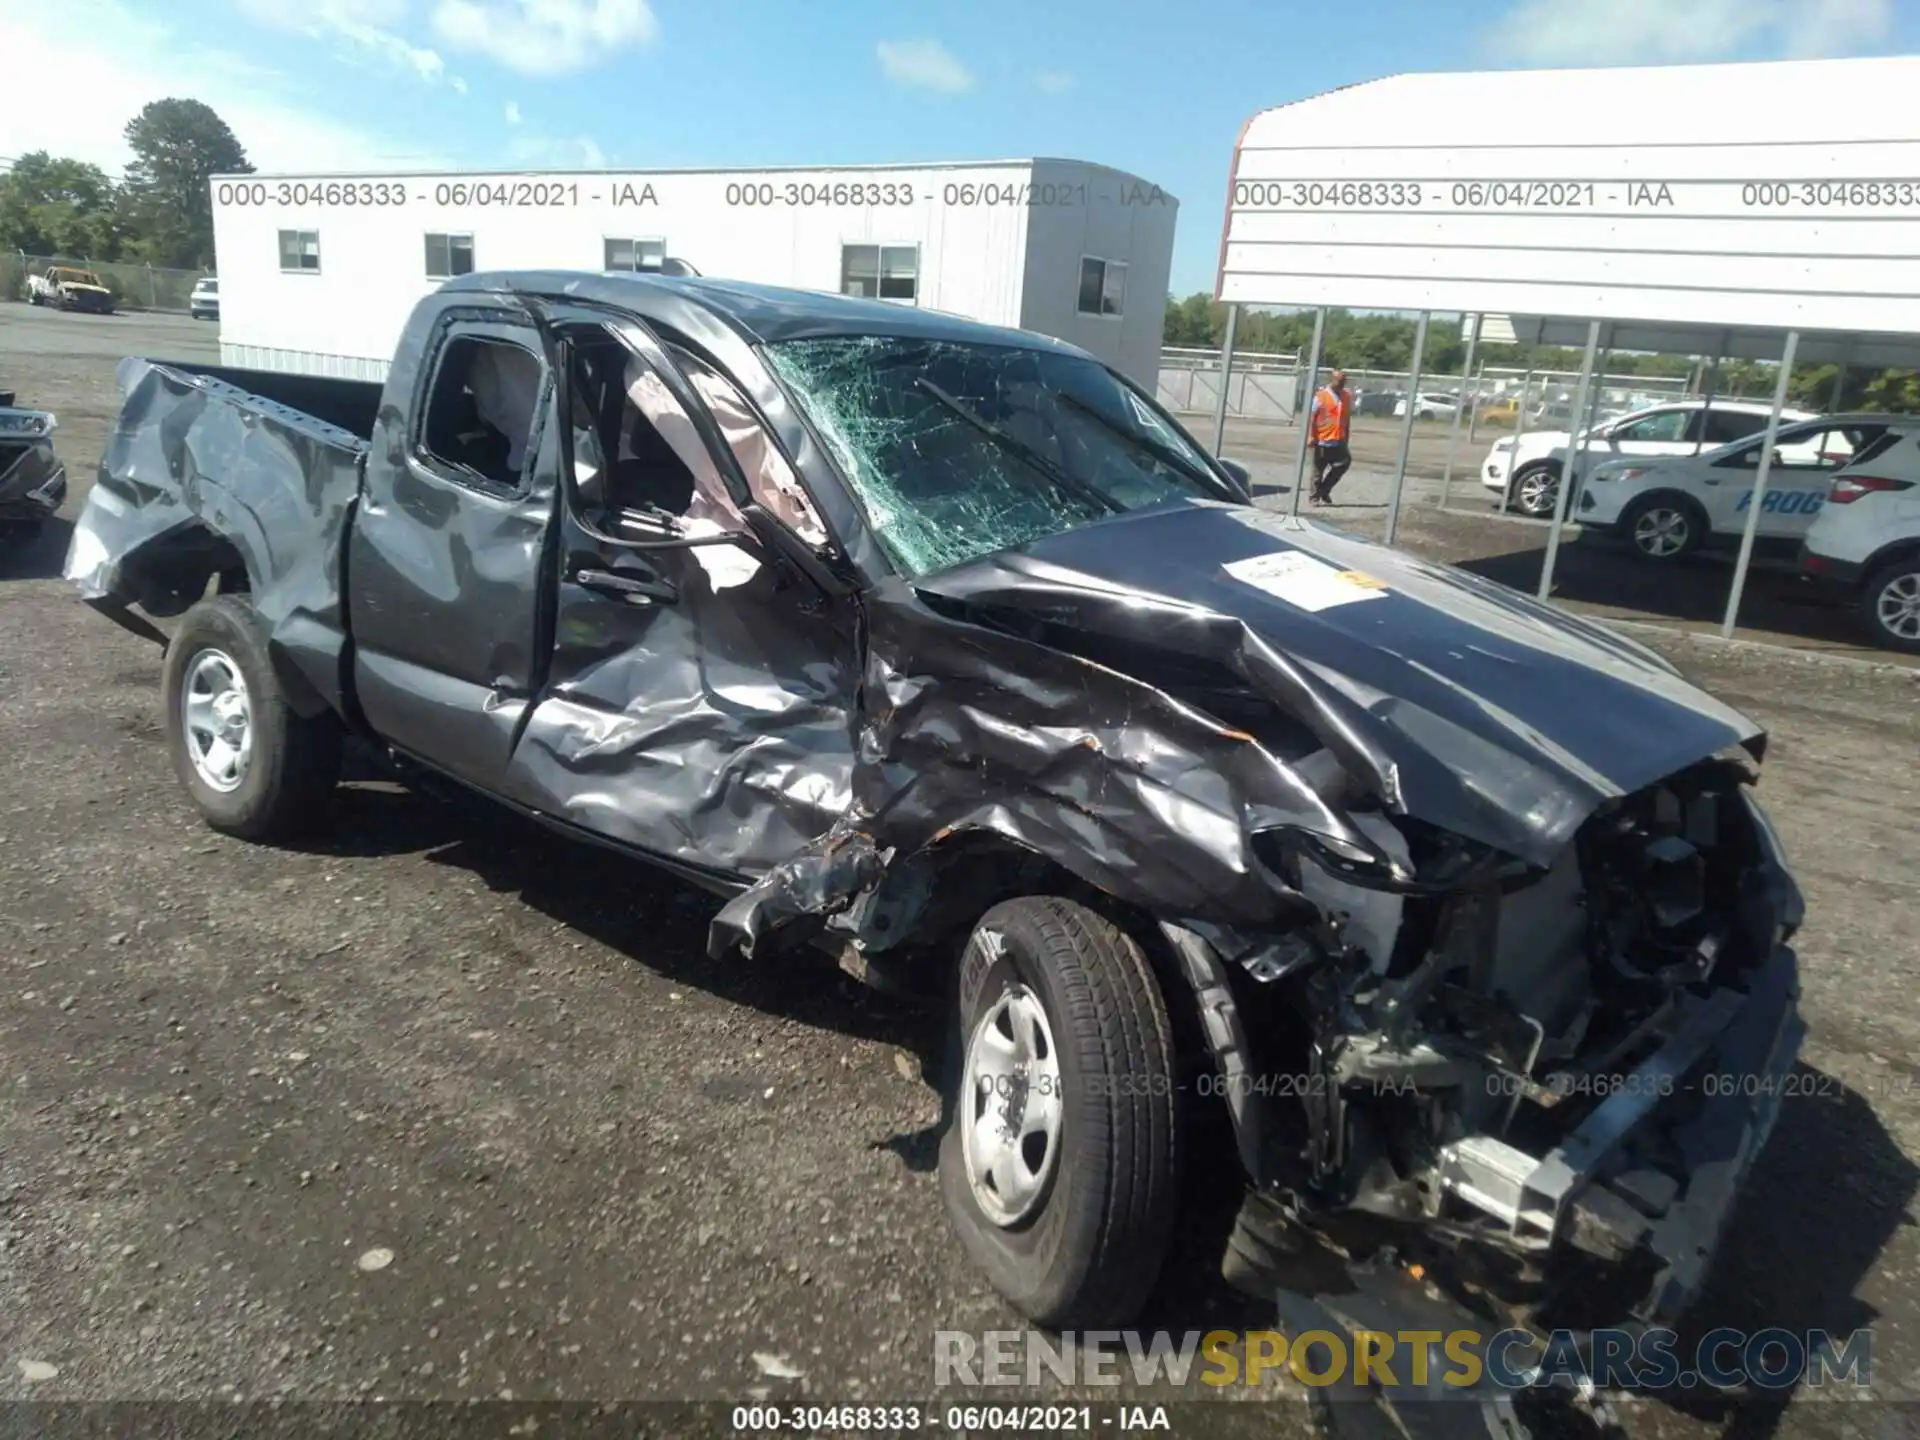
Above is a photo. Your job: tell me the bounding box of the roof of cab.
[441,269,1090,358]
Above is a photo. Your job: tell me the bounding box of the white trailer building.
[207,159,1177,386]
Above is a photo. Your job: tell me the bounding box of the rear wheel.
[1861,558,1920,654]
[162,595,341,839]
[939,897,1181,1327]
[1510,463,1562,518]
[1621,493,1706,563]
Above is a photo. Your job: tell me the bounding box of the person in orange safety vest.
[1307,369,1354,505]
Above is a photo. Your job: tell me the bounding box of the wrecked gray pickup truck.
[68,271,1804,1348]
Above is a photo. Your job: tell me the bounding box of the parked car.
[1352,387,1401,417]
[1578,414,1898,563]
[66,271,1806,1345]
[189,276,220,321]
[1482,398,1818,518]
[1392,391,1459,420]
[1800,426,1920,652]
[26,265,115,314]
[0,399,66,545]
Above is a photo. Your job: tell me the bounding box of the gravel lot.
[2,305,1917,1437]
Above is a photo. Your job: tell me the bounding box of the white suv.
[1577,415,1897,563]
[1480,398,1816,518]
[1800,427,1920,653]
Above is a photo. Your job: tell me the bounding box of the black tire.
[939,896,1181,1328]
[1619,492,1707,564]
[1860,557,1920,654]
[162,595,341,840]
[1509,462,1562,518]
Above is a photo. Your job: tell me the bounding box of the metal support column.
[1466,358,1486,446]
[1289,307,1326,517]
[1694,333,1727,453]
[1383,310,1430,546]
[1438,313,1481,510]
[1211,304,1240,456]
[1722,330,1801,638]
[1827,339,1853,410]
[1536,320,1602,601]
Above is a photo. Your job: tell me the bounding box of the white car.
[1576,415,1900,563]
[1479,398,1817,518]
[1393,391,1459,420]
[1800,427,1920,653]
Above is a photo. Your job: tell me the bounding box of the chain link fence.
[1154,345,1767,436]
[1,251,209,312]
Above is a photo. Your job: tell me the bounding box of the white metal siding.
[1020,160,1179,387]
[208,160,1164,378]
[1219,56,1920,334]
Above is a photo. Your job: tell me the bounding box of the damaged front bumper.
[1430,942,1802,1327]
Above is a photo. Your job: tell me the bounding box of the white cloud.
[237,0,461,88]
[432,0,657,76]
[876,38,974,95]
[1776,0,1894,58]
[505,134,609,169]
[504,100,523,125]
[1495,0,1892,64]
[1035,70,1075,94]
[0,0,450,173]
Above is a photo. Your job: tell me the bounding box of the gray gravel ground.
[1,305,1916,1438]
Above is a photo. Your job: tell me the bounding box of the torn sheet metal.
[719,500,1765,954]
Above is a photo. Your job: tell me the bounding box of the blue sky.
[1,0,1908,294]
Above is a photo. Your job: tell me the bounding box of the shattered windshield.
[763,336,1230,578]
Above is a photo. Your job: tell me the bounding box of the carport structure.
[1213,55,1920,637]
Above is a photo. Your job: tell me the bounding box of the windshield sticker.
[1223,551,1388,611]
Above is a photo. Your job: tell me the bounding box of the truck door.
[499,311,860,882]
[347,302,561,789]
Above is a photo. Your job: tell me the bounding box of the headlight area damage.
[714,511,1806,1340]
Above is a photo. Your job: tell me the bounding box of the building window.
[605,237,666,272]
[278,230,321,273]
[1078,257,1125,316]
[425,232,475,279]
[841,244,918,303]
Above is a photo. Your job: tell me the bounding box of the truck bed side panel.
[65,357,370,718]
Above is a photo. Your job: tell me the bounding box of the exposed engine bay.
[1186,751,1804,1333]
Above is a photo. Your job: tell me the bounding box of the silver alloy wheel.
[180,648,253,794]
[1632,505,1691,559]
[1874,570,1920,642]
[961,983,1064,1227]
[1516,470,1559,516]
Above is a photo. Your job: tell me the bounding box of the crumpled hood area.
[713,500,1766,957]
[916,501,1763,869]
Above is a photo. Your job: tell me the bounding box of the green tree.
[0,151,123,258]
[119,99,252,268]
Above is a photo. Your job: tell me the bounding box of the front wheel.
[940,897,1181,1328]
[162,595,342,840]
[1621,494,1706,563]
[1509,463,1563,518]
[1861,559,1920,654]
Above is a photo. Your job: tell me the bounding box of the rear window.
[1841,430,1906,470]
